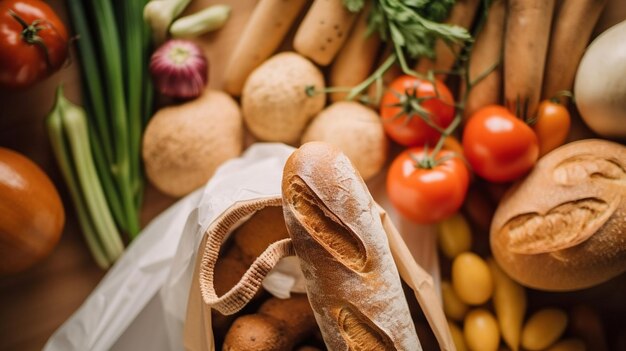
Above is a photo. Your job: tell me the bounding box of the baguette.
[282,142,421,350]
[490,139,626,291]
[222,0,308,96]
[293,0,358,66]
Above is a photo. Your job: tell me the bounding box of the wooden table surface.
[1,1,626,350]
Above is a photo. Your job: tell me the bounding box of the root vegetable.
[452,252,493,305]
[488,258,527,351]
[521,308,568,350]
[504,0,556,119]
[242,52,326,144]
[222,0,308,96]
[463,0,506,120]
[415,0,481,80]
[464,309,500,351]
[329,2,381,102]
[142,89,243,197]
[542,0,607,102]
[223,294,317,351]
[293,0,358,66]
[301,101,388,181]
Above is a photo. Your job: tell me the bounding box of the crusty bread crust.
[282,141,421,350]
[491,139,626,291]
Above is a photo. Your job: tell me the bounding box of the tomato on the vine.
[0,0,68,89]
[462,105,539,183]
[533,99,571,156]
[380,75,455,147]
[386,148,469,224]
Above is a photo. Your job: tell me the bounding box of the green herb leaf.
[343,0,365,12]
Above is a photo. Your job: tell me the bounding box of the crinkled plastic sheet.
[44,142,439,351]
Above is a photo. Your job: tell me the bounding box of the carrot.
[366,46,402,107]
[222,0,308,96]
[293,0,358,66]
[504,0,556,119]
[463,0,506,120]
[329,2,381,102]
[542,0,607,102]
[414,0,481,80]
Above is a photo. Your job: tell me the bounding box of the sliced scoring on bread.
[336,304,395,350]
[553,155,626,186]
[499,197,616,254]
[287,175,368,272]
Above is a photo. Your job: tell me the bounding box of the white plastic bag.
[44,142,442,351]
[44,143,295,351]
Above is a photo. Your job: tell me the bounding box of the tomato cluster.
[381,75,570,225]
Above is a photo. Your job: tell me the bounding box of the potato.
[452,252,494,305]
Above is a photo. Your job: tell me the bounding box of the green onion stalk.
[50,0,154,267]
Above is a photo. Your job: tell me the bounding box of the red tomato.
[380,75,455,147]
[463,105,539,183]
[0,0,68,89]
[387,148,469,224]
[533,100,571,156]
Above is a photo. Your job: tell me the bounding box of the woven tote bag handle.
[197,197,295,315]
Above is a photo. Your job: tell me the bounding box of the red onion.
[149,39,208,99]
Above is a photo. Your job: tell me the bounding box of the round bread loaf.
[490,139,626,291]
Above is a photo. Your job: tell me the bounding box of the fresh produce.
[293,0,358,66]
[0,147,64,274]
[532,98,571,156]
[366,47,403,106]
[0,0,68,89]
[488,258,527,351]
[149,39,208,99]
[447,320,468,351]
[452,252,493,305]
[223,295,317,351]
[415,0,481,80]
[521,308,568,350]
[386,148,469,224]
[463,309,500,351]
[574,19,626,138]
[463,105,539,183]
[490,139,626,291]
[301,101,388,181]
[380,75,455,147]
[144,0,191,44]
[570,305,609,351]
[441,281,469,321]
[169,4,230,38]
[329,2,380,102]
[437,213,472,260]
[463,0,506,120]
[242,52,325,144]
[504,0,555,119]
[65,0,153,241]
[222,0,307,96]
[47,88,124,269]
[542,0,607,101]
[142,89,243,197]
[546,339,587,351]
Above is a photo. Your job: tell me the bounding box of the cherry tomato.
[533,100,571,156]
[0,0,68,89]
[380,75,455,147]
[463,105,539,183]
[387,148,469,224]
